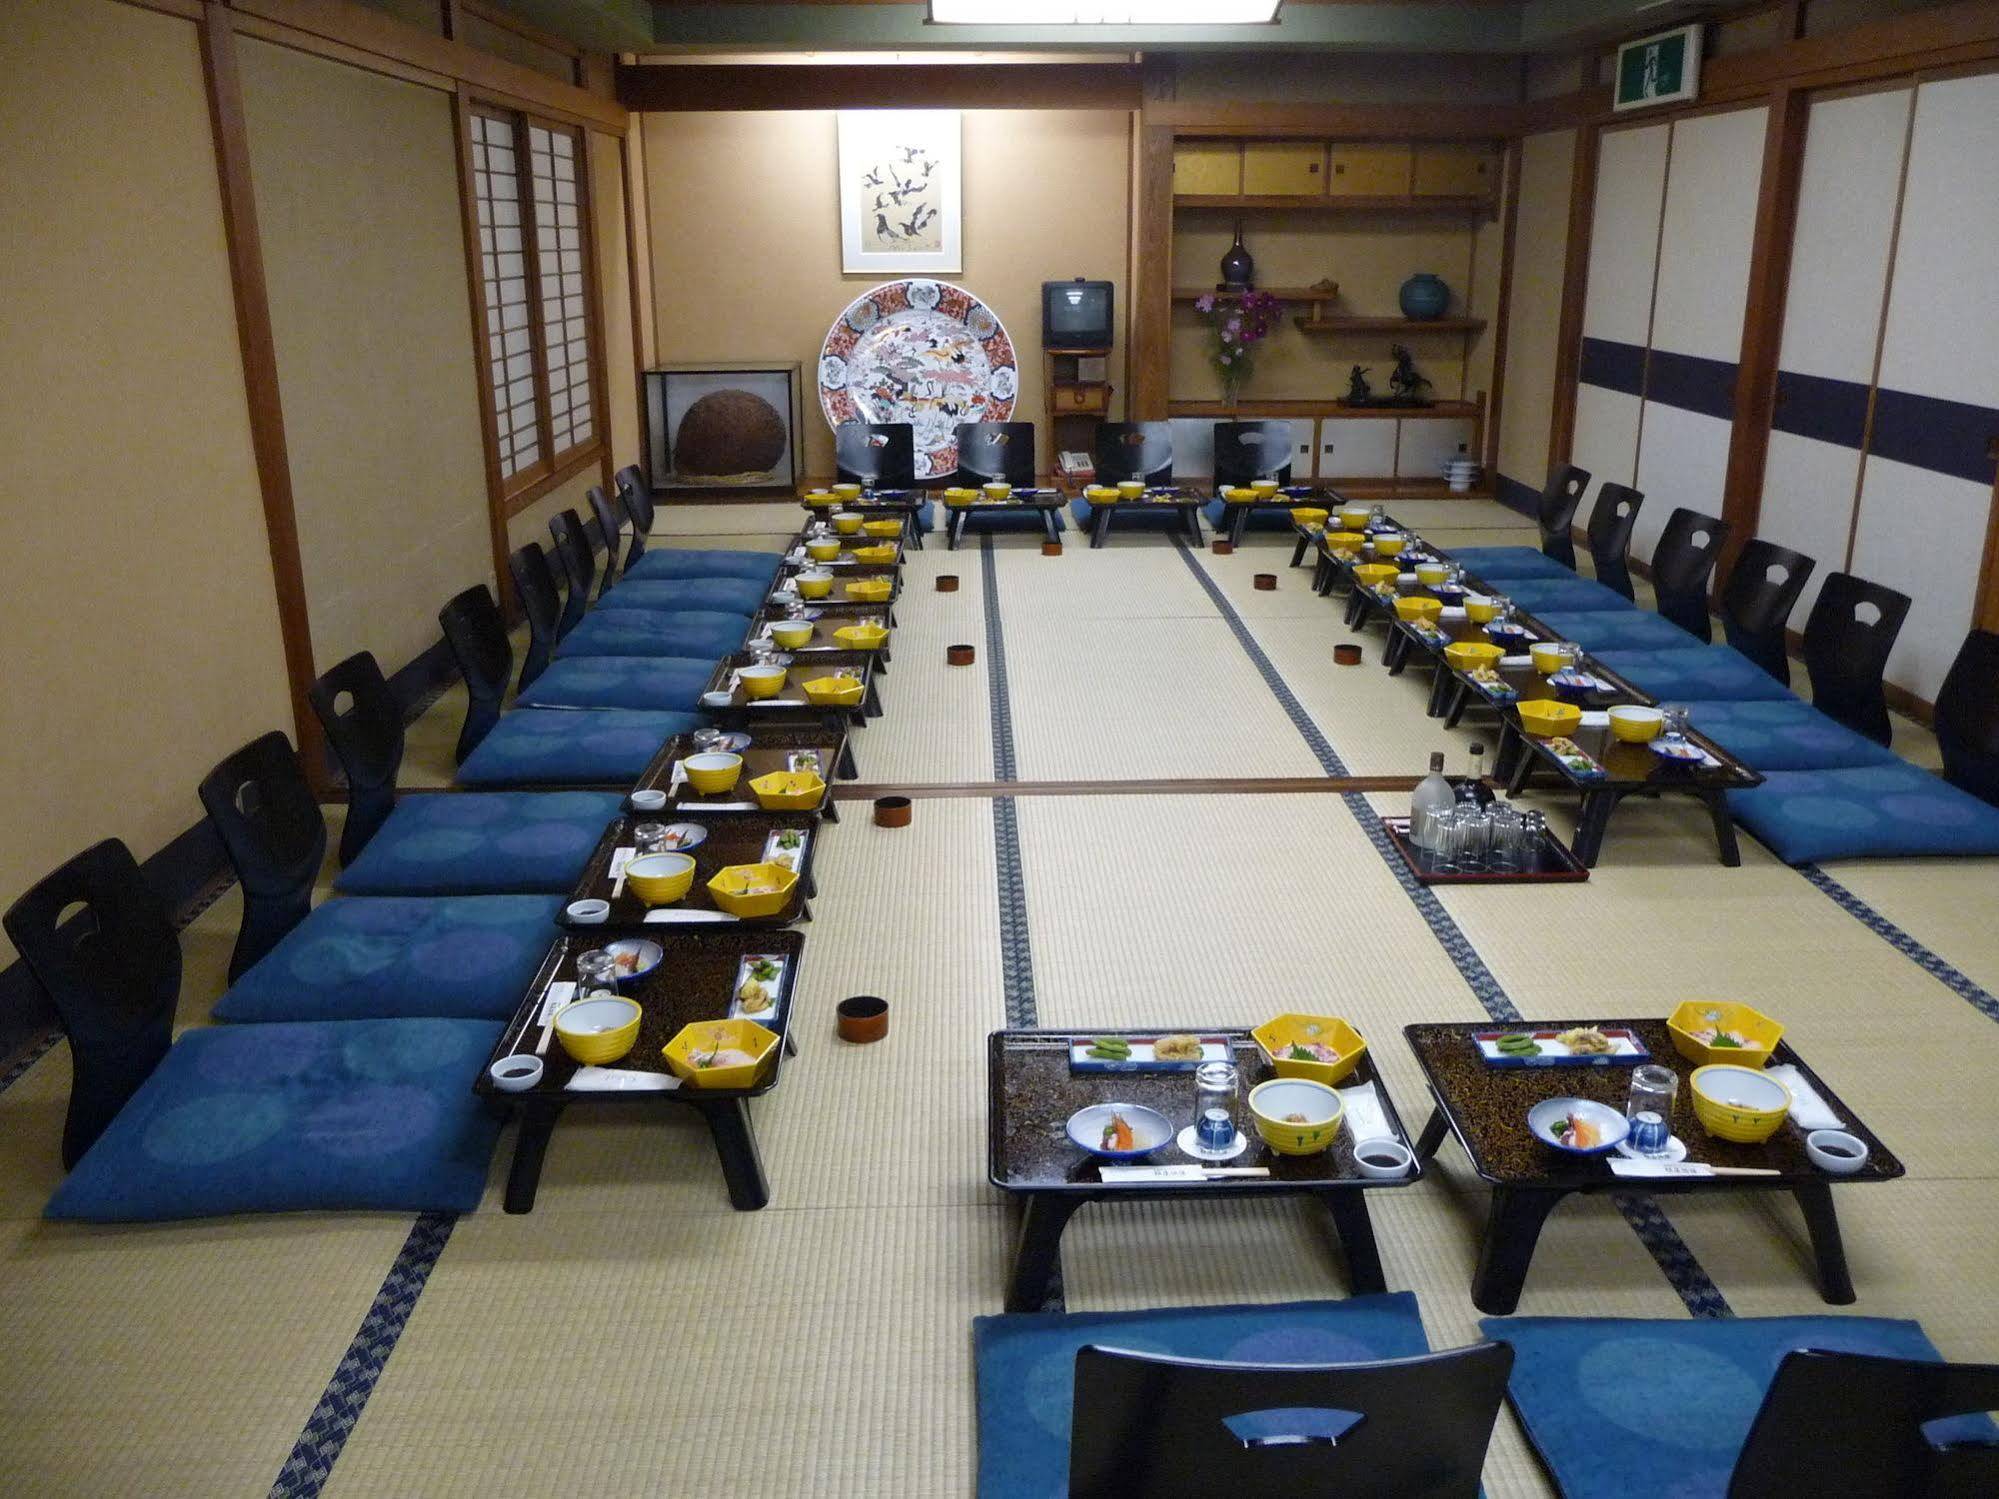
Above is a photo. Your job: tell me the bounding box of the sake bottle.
[1410,751,1454,849]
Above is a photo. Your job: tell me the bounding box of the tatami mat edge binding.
[1802,864,1999,1026]
[1169,536,1734,1319]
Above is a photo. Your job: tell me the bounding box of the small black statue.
[1388,345,1432,404]
[1345,364,1373,404]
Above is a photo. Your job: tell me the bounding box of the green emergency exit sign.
[1614,24,1703,112]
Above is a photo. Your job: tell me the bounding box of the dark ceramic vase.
[1220,222,1254,289]
[1399,272,1450,320]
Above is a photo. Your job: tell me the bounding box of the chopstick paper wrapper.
[1099,1165,1271,1183]
[608,846,634,897]
[1764,1065,1845,1131]
[1610,1160,1780,1179]
[566,1067,679,1093]
[531,980,576,1054]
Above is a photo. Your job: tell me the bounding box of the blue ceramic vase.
[1399,273,1450,320]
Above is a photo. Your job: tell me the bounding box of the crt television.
[1042,279,1114,351]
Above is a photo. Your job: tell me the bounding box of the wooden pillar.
[1546,121,1599,471]
[1128,119,1175,420]
[449,86,515,616]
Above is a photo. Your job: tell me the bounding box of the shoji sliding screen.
[1572,122,1668,496]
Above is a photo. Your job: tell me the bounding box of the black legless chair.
[1727,1348,1999,1498]
[1094,422,1174,486]
[3,840,179,1167]
[1212,420,1294,486]
[1801,572,1913,744]
[1936,630,1999,806]
[1721,539,1817,684]
[614,465,652,569]
[1583,481,1644,599]
[1538,463,1592,566]
[587,486,627,600]
[307,651,405,866]
[1068,1341,1513,1499]
[952,421,1036,487]
[1650,507,1731,642]
[507,541,568,690]
[197,732,327,982]
[834,421,916,489]
[437,584,513,763]
[548,509,599,637]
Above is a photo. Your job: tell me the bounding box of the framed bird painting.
[837,110,962,275]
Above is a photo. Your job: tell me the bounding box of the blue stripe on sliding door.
[1644,349,1739,421]
[1771,369,1870,448]
[1869,387,1999,486]
[1579,336,1645,396]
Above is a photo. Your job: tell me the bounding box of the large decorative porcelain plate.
[818,279,1018,481]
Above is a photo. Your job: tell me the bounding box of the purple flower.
[1195,294,1215,313]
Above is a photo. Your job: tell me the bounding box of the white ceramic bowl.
[628,789,668,812]
[700,691,735,708]
[565,898,610,925]
[1527,1097,1631,1156]
[1352,1137,1414,1179]
[488,1055,544,1092]
[1065,1102,1174,1160]
[1805,1129,1869,1174]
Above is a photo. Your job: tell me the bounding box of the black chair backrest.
[614,466,652,568]
[834,422,916,489]
[198,732,328,982]
[307,651,405,866]
[508,542,565,691]
[1650,507,1731,642]
[1538,463,1591,566]
[437,584,512,764]
[952,422,1036,487]
[1721,538,1817,684]
[1068,1340,1512,1499]
[586,486,625,600]
[1729,1348,1999,1498]
[548,509,596,638]
[1802,572,1912,745]
[1212,420,1293,487]
[1585,481,1644,600]
[2,840,179,1167]
[1936,630,1999,806]
[1094,422,1174,485]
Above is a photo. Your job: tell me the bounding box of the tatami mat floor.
[3,497,1997,1496]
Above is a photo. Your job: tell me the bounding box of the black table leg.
[908,515,923,549]
[1291,534,1309,568]
[1092,506,1112,549]
[1230,506,1250,547]
[948,511,967,550]
[1414,1104,1451,1162]
[694,1096,770,1211]
[503,1100,564,1214]
[1324,1193,1388,1296]
[837,739,859,779]
[1184,505,1205,545]
[1006,1193,1083,1312]
[1472,1185,1568,1315]
[1571,788,1621,868]
[1385,633,1410,675]
[1443,682,1473,729]
[1794,1182,1856,1305]
[1042,508,1061,544]
[1698,788,1743,867]
[1426,665,1454,717]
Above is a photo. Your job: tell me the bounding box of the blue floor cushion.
[1452,546,1576,582]
[513,656,715,712]
[334,791,622,896]
[553,610,748,662]
[1068,498,1195,527]
[1536,608,1704,653]
[45,1018,505,1221]
[1729,762,1999,863]
[455,708,695,787]
[623,547,780,584]
[1493,576,1636,615]
[975,1294,1431,1499]
[1675,699,1901,774]
[1593,645,1797,703]
[602,575,769,616]
[214,895,561,1023]
[1485,1315,1996,1499]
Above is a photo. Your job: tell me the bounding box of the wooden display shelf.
[1174,193,1494,216]
[1167,398,1482,421]
[1170,286,1330,303]
[1294,315,1486,334]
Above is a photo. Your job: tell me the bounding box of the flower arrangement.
[1194,290,1282,406]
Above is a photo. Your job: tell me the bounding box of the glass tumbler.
[633,822,667,856]
[1626,1064,1680,1157]
[1194,1060,1240,1151]
[575,949,617,997]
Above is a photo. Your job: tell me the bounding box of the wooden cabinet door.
[1412,145,1500,197]
[1173,142,1241,196]
[1326,144,1412,197]
[1242,142,1326,196]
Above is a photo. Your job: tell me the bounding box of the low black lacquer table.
[1403,1019,1903,1315]
[988,1028,1422,1312]
[559,810,819,930]
[1069,487,1208,548]
[934,489,1067,549]
[631,726,851,817]
[1213,484,1340,547]
[746,603,893,672]
[701,649,882,728]
[801,489,928,546]
[476,929,804,1212]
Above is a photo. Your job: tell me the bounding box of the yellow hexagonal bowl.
[749,769,826,810]
[1689,1064,1791,1143]
[801,675,866,707]
[767,619,816,650]
[805,538,842,562]
[707,861,799,919]
[795,571,834,599]
[1352,563,1399,588]
[625,852,695,905]
[830,512,864,534]
[1251,1014,1367,1087]
[1247,1078,1345,1156]
[851,544,898,564]
[1084,485,1121,504]
[552,995,642,1066]
[1517,699,1582,738]
[1668,1001,1784,1070]
[1394,595,1443,623]
[844,579,893,602]
[1290,507,1330,526]
[1323,531,1366,555]
[942,487,979,507]
[1444,640,1506,673]
[736,664,788,700]
[833,622,889,650]
[663,1018,779,1090]
[863,519,903,538]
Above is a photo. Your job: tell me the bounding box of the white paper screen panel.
[1572,386,1641,492]
[1328,418,1397,478]
[1634,406,1734,560]
[1649,106,1766,363]
[1851,459,1986,700]
[1168,419,1213,478]
[1759,433,1863,619]
[1579,122,1669,347]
